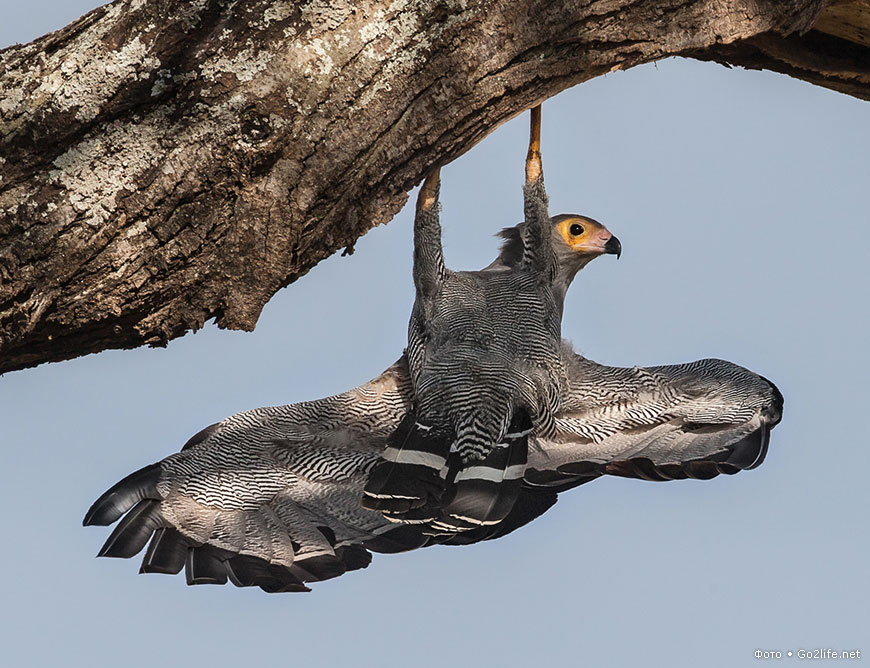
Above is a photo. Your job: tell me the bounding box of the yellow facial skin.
[556,216,613,255]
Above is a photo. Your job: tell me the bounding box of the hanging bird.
[362,106,619,533]
[82,209,629,590]
[83,103,782,591]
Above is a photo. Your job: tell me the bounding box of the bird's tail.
[361,414,449,520]
[428,411,532,534]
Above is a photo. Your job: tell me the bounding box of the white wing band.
[454,464,526,483]
[382,447,447,470]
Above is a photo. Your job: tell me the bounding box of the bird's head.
[551,213,621,263]
[493,214,621,281]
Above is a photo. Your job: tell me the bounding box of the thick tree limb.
[0,0,864,375]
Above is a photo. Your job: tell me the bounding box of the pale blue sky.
[2,4,868,668]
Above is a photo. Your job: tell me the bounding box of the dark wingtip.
[335,545,373,572]
[363,526,430,554]
[225,555,312,593]
[761,375,784,428]
[261,581,312,594]
[96,499,165,559]
[290,554,347,583]
[737,426,770,471]
[185,546,232,586]
[84,463,161,527]
[139,528,188,575]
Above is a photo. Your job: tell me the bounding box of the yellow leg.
[413,165,446,300]
[418,166,442,212]
[525,105,542,185]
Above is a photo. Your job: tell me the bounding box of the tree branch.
[2,0,863,375]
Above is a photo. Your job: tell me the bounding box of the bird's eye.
[569,223,584,236]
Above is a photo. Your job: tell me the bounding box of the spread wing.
[85,348,782,593]
[84,360,416,592]
[524,346,783,491]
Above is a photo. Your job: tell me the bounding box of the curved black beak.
[604,235,622,259]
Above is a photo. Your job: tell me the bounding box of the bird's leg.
[526,105,543,185]
[413,166,446,319]
[521,105,555,280]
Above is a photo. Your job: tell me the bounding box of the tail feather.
[83,463,161,527]
[362,414,448,517]
[434,411,531,533]
[97,499,166,558]
[439,487,558,545]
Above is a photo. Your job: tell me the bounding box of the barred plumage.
[362,107,620,531]
[84,106,780,594]
[85,349,782,592]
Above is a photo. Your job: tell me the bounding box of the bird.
[84,349,781,593]
[83,107,782,593]
[361,106,621,534]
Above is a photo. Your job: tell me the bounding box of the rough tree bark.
[1,0,867,375]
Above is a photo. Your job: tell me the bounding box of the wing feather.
[527,347,783,486]
[85,361,412,591]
